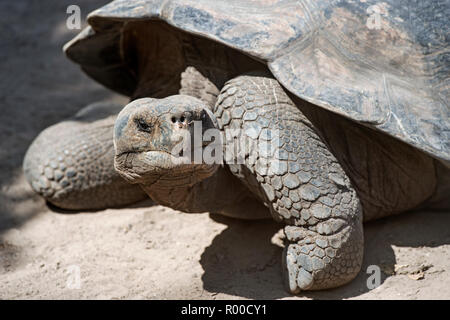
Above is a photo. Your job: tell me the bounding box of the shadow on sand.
[200,210,450,299]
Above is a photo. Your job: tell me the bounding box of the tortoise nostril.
[171,114,189,124]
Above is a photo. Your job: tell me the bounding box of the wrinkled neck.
[139,166,252,214]
[138,164,217,212]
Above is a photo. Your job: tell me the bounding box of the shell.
[64,0,449,162]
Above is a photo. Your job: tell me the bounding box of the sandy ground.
[0,0,449,300]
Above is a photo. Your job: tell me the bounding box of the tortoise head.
[113,95,221,188]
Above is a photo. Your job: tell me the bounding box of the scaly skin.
[23,102,147,210]
[213,74,364,291]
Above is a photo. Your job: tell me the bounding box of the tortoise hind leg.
[23,102,147,210]
[214,74,364,292]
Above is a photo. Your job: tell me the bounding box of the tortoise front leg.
[214,74,364,292]
[23,102,147,210]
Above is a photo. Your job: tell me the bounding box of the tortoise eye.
[135,118,152,133]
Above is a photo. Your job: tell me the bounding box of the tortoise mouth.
[114,149,218,185]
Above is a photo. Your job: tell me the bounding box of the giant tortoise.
[23,0,449,292]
